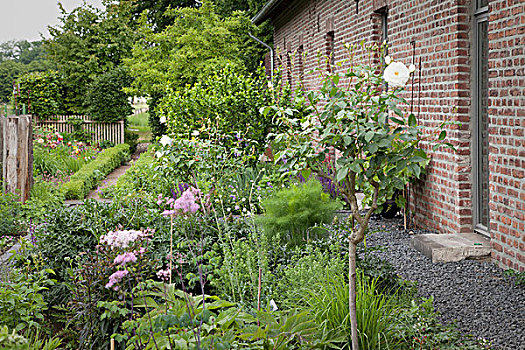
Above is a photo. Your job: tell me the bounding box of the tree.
[265,44,451,350]
[0,40,53,103]
[130,0,199,32]
[45,1,137,113]
[18,70,63,117]
[125,0,266,137]
[85,67,133,122]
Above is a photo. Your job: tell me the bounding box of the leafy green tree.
[0,40,53,103]
[159,65,281,158]
[212,0,268,17]
[130,0,199,31]
[45,1,138,113]
[126,1,266,137]
[85,67,133,122]
[18,70,63,117]
[265,43,451,350]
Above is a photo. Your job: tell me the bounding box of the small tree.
[263,43,451,350]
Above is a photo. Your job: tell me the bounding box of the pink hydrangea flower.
[106,270,129,290]
[114,252,137,265]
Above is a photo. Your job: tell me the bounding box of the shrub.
[61,144,130,199]
[0,191,23,236]
[84,68,133,123]
[257,179,343,246]
[274,245,347,309]
[124,128,139,154]
[0,267,54,332]
[18,70,63,118]
[158,66,285,159]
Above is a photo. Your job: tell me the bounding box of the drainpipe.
[248,33,274,82]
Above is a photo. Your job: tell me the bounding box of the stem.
[169,214,173,285]
[348,241,359,350]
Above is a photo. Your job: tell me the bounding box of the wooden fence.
[1,115,33,202]
[34,115,125,145]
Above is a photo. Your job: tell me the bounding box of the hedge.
[61,144,130,200]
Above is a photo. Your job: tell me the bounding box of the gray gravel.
[365,216,525,350]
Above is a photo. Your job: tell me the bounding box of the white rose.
[384,56,392,65]
[159,135,173,147]
[155,151,164,158]
[409,64,416,73]
[383,61,410,87]
[159,116,166,124]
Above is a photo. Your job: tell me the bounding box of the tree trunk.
[349,239,359,350]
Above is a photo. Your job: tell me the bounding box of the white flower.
[409,64,416,73]
[159,135,173,147]
[383,61,410,87]
[155,151,164,158]
[159,116,166,124]
[191,130,200,137]
[384,56,392,65]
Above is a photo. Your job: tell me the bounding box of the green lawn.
[127,111,151,142]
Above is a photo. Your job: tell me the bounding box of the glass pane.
[478,20,489,228]
[477,0,488,9]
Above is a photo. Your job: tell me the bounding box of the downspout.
[248,33,274,82]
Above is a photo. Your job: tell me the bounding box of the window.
[326,31,334,72]
[473,1,489,234]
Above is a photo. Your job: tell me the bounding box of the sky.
[0,0,104,43]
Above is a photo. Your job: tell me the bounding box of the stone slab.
[411,232,491,263]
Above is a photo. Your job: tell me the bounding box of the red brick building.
[253,0,525,271]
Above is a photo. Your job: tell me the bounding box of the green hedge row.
[61,144,130,200]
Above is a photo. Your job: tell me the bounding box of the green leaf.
[301,168,312,181]
[390,117,405,125]
[438,130,446,140]
[408,113,417,127]
[336,167,348,182]
[364,131,374,143]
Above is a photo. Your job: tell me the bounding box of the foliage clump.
[257,179,343,246]
[159,66,280,159]
[18,70,63,118]
[85,68,133,123]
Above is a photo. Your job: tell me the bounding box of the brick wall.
[267,0,525,271]
[487,0,525,271]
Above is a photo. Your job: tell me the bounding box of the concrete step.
[411,232,491,263]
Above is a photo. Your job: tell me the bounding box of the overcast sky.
[0,0,104,43]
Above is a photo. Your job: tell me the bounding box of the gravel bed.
[364,216,525,350]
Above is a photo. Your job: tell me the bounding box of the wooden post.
[1,115,33,202]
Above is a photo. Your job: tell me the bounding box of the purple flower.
[106,270,129,290]
[114,252,137,265]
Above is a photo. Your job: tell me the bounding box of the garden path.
[86,142,149,200]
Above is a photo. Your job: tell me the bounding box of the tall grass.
[303,271,400,350]
[128,111,150,127]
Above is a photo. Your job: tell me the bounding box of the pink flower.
[114,252,137,265]
[100,230,144,249]
[173,188,199,214]
[156,268,171,282]
[106,270,129,290]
